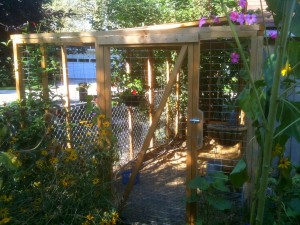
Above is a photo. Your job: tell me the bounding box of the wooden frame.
[10,23,264,225]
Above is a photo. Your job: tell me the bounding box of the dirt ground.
[114,138,244,224]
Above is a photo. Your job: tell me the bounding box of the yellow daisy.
[49,157,59,165]
[35,159,44,168]
[98,114,106,119]
[281,64,292,76]
[41,150,48,156]
[103,121,110,128]
[272,143,283,156]
[1,195,12,203]
[92,178,100,185]
[278,157,291,169]
[0,217,11,224]
[85,213,94,221]
[0,208,9,218]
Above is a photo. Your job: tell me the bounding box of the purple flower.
[269,30,278,39]
[231,52,240,63]
[236,13,245,25]
[238,0,247,9]
[212,15,220,23]
[199,17,206,27]
[230,11,239,22]
[245,14,257,25]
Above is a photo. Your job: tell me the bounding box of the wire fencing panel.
[196,39,249,224]
[111,47,188,225]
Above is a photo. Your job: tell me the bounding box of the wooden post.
[40,46,49,101]
[186,43,202,225]
[61,45,72,148]
[166,51,171,138]
[118,45,188,213]
[176,71,180,137]
[128,107,134,160]
[244,33,263,205]
[147,50,154,147]
[13,42,25,102]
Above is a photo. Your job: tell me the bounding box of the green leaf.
[206,195,232,210]
[196,218,203,225]
[265,0,284,26]
[212,180,230,192]
[210,171,228,181]
[230,159,249,187]
[188,176,209,190]
[0,152,21,171]
[238,84,265,121]
[289,198,300,214]
[287,40,300,77]
[276,100,300,142]
[290,4,300,36]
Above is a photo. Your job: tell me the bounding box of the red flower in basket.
[131,89,138,95]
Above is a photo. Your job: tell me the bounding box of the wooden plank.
[61,45,72,148]
[40,46,49,101]
[243,34,263,204]
[147,50,154,147]
[95,44,105,113]
[98,32,198,45]
[117,45,188,213]
[104,46,112,117]
[186,43,201,225]
[12,43,25,101]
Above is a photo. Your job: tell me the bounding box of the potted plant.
[116,73,145,107]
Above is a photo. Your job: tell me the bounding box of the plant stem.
[255,1,296,224]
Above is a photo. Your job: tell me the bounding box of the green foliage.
[266,0,300,36]
[188,172,233,224]
[93,0,224,30]
[0,42,119,224]
[229,159,248,188]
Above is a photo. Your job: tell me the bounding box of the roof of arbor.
[11,18,265,46]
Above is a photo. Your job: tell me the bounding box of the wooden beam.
[13,43,25,101]
[61,45,72,148]
[95,44,105,113]
[117,45,188,213]
[186,43,202,225]
[40,46,49,101]
[147,50,154,147]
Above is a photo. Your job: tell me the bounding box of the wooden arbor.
[11,22,264,224]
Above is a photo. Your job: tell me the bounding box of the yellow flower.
[103,121,110,128]
[61,179,70,187]
[81,221,90,225]
[85,213,94,221]
[79,120,88,125]
[49,157,59,165]
[98,114,105,119]
[35,159,44,168]
[33,181,41,187]
[272,143,283,156]
[101,129,108,136]
[41,150,48,156]
[0,217,11,224]
[1,195,12,203]
[0,208,9,218]
[67,153,78,161]
[281,64,292,76]
[92,178,100,185]
[278,157,291,169]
